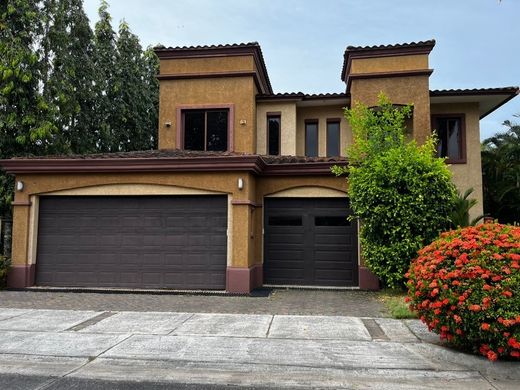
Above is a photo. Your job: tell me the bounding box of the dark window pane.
[327,122,340,156]
[268,116,280,155]
[268,216,302,226]
[206,110,228,151]
[315,216,350,226]
[305,122,318,157]
[436,117,462,160]
[184,111,205,150]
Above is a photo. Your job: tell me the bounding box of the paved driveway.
[0,289,386,317]
[0,308,518,389]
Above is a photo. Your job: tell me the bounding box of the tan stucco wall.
[295,105,351,157]
[349,54,429,74]
[159,56,254,75]
[350,75,431,144]
[11,172,258,270]
[256,102,297,155]
[431,102,484,220]
[158,77,256,152]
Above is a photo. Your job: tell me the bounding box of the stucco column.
[7,200,34,288]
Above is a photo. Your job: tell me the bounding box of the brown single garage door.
[264,198,358,286]
[36,195,227,289]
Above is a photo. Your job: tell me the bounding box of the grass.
[379,289,418,319]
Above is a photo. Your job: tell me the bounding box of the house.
[0,40,517,293]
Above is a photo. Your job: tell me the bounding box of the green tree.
[449,187,484,228]
[333,94,456,288]
[481,118,520,224]
[0,0,56,218]
[41,0,98,154]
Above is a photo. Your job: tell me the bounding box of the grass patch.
[379,289,417,319]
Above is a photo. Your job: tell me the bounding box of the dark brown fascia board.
[341,41,435,82]
[345,69,434,92]
[256,93,350,102]
[156,46,273,94]
[0,156,346,177]
[429,87,519,119]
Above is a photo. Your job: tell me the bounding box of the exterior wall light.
[16,181,24,191]
[164,121,172,127]
[239,119,247,126]
[238,178,244,190]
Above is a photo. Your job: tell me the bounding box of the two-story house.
[1,40,517,293]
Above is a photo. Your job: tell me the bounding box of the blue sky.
[82,0,519,140]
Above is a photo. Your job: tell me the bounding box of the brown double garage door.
[36,196,228,289]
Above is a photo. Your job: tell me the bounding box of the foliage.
[450,188,484,228]
[406,223,520,361]
[0,255,10,288]
[379,289,417,319]
[333,94,457,288]
[0,0,159,219]
[481,118,520,224]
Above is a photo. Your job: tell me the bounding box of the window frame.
[266,111,281,156]
[431,114,466,164]
[326,118,341,157]
[305,119,319,157]
[176,104,234,152]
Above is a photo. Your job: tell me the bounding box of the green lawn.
[378,289,418,319]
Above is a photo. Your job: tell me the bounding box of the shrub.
[0,255,10,289]
[333,93,456,288]
[406,223,520,361]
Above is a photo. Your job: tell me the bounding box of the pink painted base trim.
[7,264,35,288]
[226,264,263,293]
[358,266,380,290]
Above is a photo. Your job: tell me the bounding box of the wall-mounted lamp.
[238,178,244,190]
[16,181,24,192]
[164,121,172,128]
[239,119,247,126]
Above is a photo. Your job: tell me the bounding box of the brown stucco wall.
[295,105,351,156]
[431,102,484,220]
[349,54,429,74]
[158,77,256,152]
[159,56,254,75]
[350,75,432,144]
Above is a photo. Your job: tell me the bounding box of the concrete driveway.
[0,308,518,389]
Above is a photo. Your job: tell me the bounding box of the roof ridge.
[154,42,260,51]
[345,39,436,52]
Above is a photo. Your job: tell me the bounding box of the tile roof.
[341,40,436,81]
[256,92,349,101]
[430,87,519,96]
[154,42,273,94]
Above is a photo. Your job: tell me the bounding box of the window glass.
[326,121,340,156]
[305,122,318,157]
[268,216,303,226]
[184,111,205,150]
[267,115,280,155]
[206,110,228,151]
[435,117,462,160]
[183,109,228,151]
[315,216,350,226]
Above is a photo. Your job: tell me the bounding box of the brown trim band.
[11,200,32,206]
[0,156,347,177]
[346,69,433,92]
[231,200,262,208]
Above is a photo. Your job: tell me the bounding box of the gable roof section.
[341,40,436,82]
[154,42,273,94]
[430,87,519,118]
[0,150,346,176]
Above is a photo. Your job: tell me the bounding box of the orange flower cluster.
[406,223,520,361]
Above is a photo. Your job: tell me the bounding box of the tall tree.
[0,0,56,218]
[41,0,98,154]
[93,0,118,152]
[482,118,520,223]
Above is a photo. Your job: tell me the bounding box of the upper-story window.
[326,119,341,157]
[267,113,281,155]
[183,109,228,151]
[432,114,466,163]
[305,119,319,157]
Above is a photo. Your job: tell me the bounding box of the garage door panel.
[36,195,227,289]
[264,197,358,287]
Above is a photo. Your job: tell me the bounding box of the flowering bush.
[406,223,520,361]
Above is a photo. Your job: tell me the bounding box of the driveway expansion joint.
[65,311,115,332]
[361,318,389,341]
